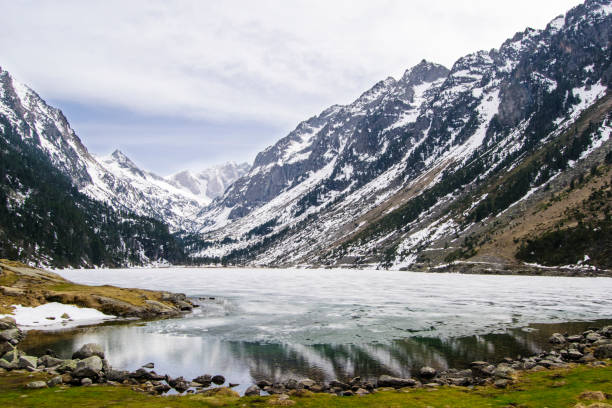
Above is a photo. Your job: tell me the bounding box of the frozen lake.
[22,267,612,394]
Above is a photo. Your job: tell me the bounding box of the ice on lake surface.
[24,267,612,393]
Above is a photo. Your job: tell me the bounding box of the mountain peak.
[400,60,449,86]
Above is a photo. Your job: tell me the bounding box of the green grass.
[1,363,611,407]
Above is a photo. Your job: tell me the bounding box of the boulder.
[493,365,516,380]
[0,328,23,345]
[257,380,273,388]
[298,378,316,389]
[173,380,190,393]
[25,381,48,389]
[601,326,612,338]
[81,377,93,386]
[0,316,17,330]
[285,379,298,390]
[419,366,437,379]
[586,333,602,342]
[47,376,63,387]
[245,384,261,396]
[56,359,78,373]
[329,380,349,390]
[39,355,64,368]
[355,388,369,396]
[107,369,130,382]
[494,379,510,388]
[1,347,20,363]
[211,374,225,385]
[72,356,103,379]
[72,343,105,360]
[18,355,38,369]
[193,374,212,386]
[549,333,566,344]
[0,341,14,356]
[377,375,417,388]
[131,368,154,380]
[594,344,612,359]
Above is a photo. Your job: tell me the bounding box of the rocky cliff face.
[190,0,612,270]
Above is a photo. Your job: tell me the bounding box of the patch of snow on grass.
[1,302,115,330]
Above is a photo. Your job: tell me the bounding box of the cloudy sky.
[1,0,582,175]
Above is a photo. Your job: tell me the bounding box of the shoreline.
[2,316,612,400]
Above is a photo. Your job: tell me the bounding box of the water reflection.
[21,319,611,394]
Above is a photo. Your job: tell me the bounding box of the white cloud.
[0,0,582,128]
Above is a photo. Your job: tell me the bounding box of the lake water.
[21,268,612,394]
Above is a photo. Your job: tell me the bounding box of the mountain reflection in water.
[22,319,611,395]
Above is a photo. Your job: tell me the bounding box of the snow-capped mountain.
[0,69,242,232]
[191,0,612,270]
[167,162,250,206]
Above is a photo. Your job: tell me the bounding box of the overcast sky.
[1,0,583,175]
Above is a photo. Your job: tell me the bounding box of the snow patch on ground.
[1,302,115,330]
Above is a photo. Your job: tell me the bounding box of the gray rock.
[211,374,225,385]
[566,335,583,342]
[494,379,510,388]
[0,341,14,356]
[18,355,38,369]
[601,326,612,338]
[72,343,105,360]
[257,379,272,388]
[493,365,516,379]
[1,347,20,363]
[594,344,612,359]
[26,381,48,389]
[419,366,437,379]
[586,332,602,342]
[107,369,130,382]
[56,359,78,373]
[298,378,316,389]
[39,355,64,368]
[0,359,16,370]
[329,380,349,390]
[377,375,417,388]
[173,380,189,393]
[81,377,93,386]
[72,356,103,379]
[355,388,369,396]
[549,333,566,344]
[142,362,154,369]
[245,384,261,396]
[566,350,584,360]
[448,377,472,386]
[285,378,298,390]
[47,376,63,387]
[0,316,17,330]
[193,374,212,386]
[0,328,23,344]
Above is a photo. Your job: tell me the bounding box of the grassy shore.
[1,363,610,407]
[0,259,191,317]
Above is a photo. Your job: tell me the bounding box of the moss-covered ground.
[1,363,611,407]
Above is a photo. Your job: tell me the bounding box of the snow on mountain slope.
[0,69,225,232]
[190,0,612,269]
[167,162,250,205]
